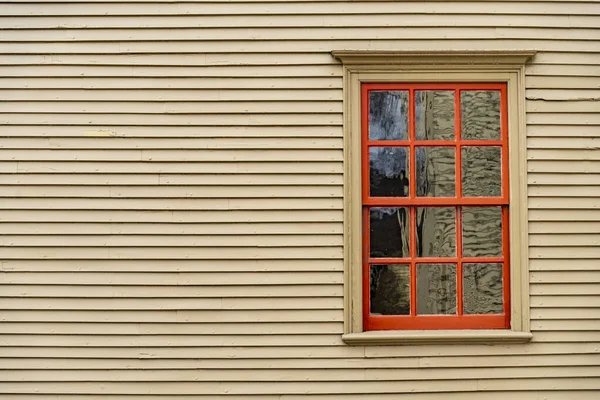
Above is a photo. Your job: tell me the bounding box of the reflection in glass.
[461,90,501,140]
[416,147,456,197]
[370,147,409,197]
[463,207,502,257]
[370,207,410,258]
[463,263,503,314]
[416,264,456,315]
[416,207,456,258]
[416,91,455,140]
[462,146,501,197]
[370,264,410,315]
[369,91,409,140]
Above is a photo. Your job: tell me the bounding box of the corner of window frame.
[332,50,536,346]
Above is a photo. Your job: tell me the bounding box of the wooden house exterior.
[1,0,599,398]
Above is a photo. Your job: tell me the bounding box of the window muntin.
[362,83,510,331]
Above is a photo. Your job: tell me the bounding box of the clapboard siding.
[0,395,597,400]
[0,52,597,65]
[0,259,345,272]
[2,366,600,381]
[1,0,599,398]
[2,352,599,368]
[2,28,600,41]
[2,2,598,15]
[2,41,600,53]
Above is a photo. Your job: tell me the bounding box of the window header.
[332,50,536,67]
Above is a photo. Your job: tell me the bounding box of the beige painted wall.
[0,0,599,398]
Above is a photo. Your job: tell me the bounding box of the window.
[364,83,509,331]
[333,51,535,345]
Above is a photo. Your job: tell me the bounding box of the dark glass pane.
[370,207,410,258]
[463,263,504,314]
[461,146,501,197]
[416,146,456,197]
[416,207,456,258]
[369,91,409,140]
[461,90,501,140]
[370,264,410,315]
[462,207,502,257]
[370,147,409,197]
[416,263,456,315]
[416,91,455,140]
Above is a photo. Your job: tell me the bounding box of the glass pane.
[461,90,501,140]
[369,91,409,140]
[463,263,504,314]
[462,146,501,197]
[370,207,410,258]
[370,264,410,315]
[416,146,456,197]
[370,147,409,197]
[416,207,456,257]
[416,91,455,140]
[462,207,502,257]
[416,263,456,315]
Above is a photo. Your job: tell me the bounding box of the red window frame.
[361,83,510,330]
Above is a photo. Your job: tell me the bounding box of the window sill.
[342,330,532,346]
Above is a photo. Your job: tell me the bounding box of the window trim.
[333,51,535,345]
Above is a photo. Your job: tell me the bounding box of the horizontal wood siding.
[1,0,599,398]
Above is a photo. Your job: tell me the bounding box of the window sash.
[362,83,510,331]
